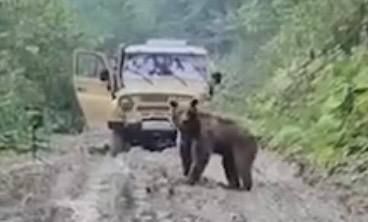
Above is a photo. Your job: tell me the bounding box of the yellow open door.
[72,49,115,129]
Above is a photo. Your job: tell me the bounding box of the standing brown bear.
[169,99,258,191]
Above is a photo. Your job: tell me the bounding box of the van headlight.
[118,97,134,111]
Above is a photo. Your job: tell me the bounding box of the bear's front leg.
[178,133,192,177]
[187,140,210,185]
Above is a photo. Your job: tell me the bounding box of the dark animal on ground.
[169,99,258,191]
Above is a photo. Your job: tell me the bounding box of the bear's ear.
[169,100,178,108]
[190,99,198,108]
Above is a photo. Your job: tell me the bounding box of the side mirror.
[211,72,222,85]
[99,69,109,81]
[208,72,223,97]
[209,85,214,97]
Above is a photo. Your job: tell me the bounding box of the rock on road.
[0,128,366,222]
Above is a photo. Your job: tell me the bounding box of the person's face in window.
[156,55,165,65]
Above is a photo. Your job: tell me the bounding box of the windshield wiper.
[127,68,154,85]
[156,69,188,86]
[194,66,207,81]
[170,73,188,86]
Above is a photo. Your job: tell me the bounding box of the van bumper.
[107,119,177,151]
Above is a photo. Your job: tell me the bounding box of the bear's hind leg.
[234,149,254,191]
[222,152,240,189]
[241,165,253,191]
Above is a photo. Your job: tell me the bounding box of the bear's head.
[169,98,200,135]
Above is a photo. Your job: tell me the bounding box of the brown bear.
[169,99,258,191]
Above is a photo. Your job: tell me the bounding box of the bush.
[0,0,89,154]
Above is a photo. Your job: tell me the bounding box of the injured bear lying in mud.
[169,99,258,191]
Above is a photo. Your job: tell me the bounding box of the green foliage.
[69,0,241,53]
[246,45,368,170]
[0,0,90,154]
[239,1,368,173]
[211,0,368,174]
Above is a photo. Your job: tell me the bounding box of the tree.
[0,0,89,153]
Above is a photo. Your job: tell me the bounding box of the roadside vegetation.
[0,0,94,157]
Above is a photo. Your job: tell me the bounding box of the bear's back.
[197,111,257,150]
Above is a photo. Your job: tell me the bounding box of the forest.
[1,0,368,192]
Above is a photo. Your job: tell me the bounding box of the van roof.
[125,39,208,55]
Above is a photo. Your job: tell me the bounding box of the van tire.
[110,130,131,157]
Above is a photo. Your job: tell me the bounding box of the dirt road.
[0,128,366,222]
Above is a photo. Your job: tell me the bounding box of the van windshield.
[122,53,208,82]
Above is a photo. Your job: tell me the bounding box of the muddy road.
[0,128,367,222]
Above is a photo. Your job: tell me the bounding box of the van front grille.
[140,95,169,102]
[136,105,169,112]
